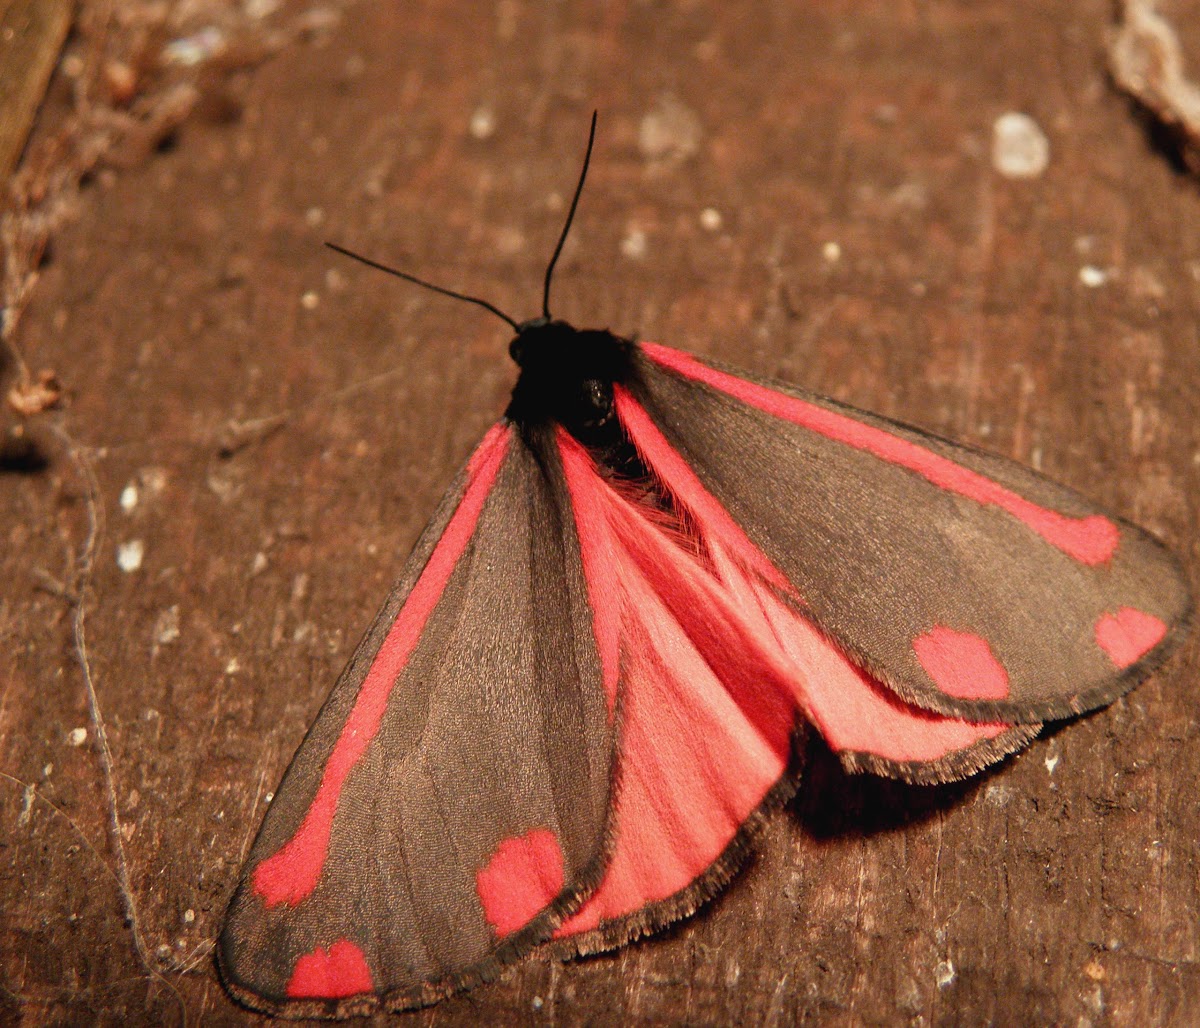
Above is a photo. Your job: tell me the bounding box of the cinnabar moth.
[218,114,1190,1018]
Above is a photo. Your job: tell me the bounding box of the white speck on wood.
[992,112,1050,178]
[639,93,702,165]
[116,539,144,572]
[621,225,648,260]
[153,606,181,649]
[984,783,1014,806]
[469,106,496,139]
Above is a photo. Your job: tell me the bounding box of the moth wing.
[219,424,616,1017]
[545,429,1031,956]
[629,343,1190,724]
[547,428,803,951]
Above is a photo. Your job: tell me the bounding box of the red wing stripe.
[642,343,1119,566]
[253,424,511,908]
[613,387,790,593]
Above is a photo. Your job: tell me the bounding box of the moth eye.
[582,378,612,411]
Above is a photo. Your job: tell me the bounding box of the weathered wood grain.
[1,1,1197,1024]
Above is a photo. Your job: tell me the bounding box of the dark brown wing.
[218,424,616,1017]
[629,343,1190,724]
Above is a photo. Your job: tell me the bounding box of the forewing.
[219,424,615,1017]
[630,343,1190,722]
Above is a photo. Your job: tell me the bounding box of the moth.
[218,115,1190,1017]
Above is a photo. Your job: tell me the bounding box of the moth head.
[505,320,634,438]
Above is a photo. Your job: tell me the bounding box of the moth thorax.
[505,322,635,446]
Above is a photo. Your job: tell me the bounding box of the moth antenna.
[324,241,521,332]
[542,110,598,321]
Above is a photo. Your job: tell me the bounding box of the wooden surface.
[2,1,1199,1024]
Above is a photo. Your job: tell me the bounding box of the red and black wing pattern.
[539,426,1034,959]
[218,424,617,1017]
[221,330,1190,1012]
[626,343,1190,731]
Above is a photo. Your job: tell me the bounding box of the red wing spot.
[642,343,1120,566]
[476,828,565,938]
[913,626,1011,700]
[1095,607,1167,669]
[286,939,373,999]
